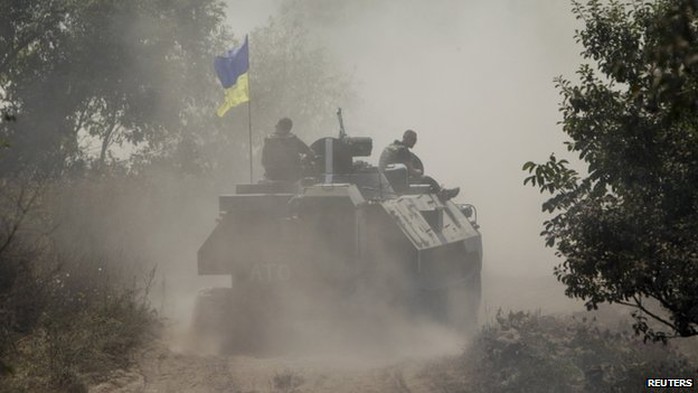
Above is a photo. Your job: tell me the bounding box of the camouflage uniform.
[262,132,313,181]
[378,140,411,172]
[379,140,441,192]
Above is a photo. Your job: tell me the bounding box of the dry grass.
[0,180,159,392]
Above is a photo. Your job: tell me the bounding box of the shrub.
[451,311,694,393]
[0,180,158,392]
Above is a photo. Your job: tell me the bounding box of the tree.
[0,0,232,175]
[0,0,353,181]
[524,0,698,341]
[153,3,354,182]
[250,7,352,142]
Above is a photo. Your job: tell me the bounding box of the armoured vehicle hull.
[193,135,482,353]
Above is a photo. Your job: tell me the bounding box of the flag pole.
[246,35,253,183]
[247,101,253,182]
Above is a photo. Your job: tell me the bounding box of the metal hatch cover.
[380,193,478,250]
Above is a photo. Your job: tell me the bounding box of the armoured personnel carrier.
[193,113,482,353]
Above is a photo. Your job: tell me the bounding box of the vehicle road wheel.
[189,287,233,353]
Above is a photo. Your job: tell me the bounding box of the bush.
[442,311,695,393]
[0,180,158,392]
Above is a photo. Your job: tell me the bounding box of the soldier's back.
[262,133,304,181]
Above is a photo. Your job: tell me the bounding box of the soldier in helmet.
[261,117,314,182]
[379,129,460,200]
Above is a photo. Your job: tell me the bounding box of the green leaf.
[522,161,536,171]
[522,0,698,341]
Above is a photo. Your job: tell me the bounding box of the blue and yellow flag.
[214,35,250,117]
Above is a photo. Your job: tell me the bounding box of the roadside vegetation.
[525,0,698,341]
[0,178,158,392]
[0,169,227,391]
[443,1,696,390]
[427,311,695,393]
[440,1,698,390]
[425,0,698,390]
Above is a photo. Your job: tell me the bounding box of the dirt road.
[89,340,464,393]
[88,272,580,393]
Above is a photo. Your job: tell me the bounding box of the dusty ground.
[89,304,468,393]
[89,340,464,393]
[88,273,586,393]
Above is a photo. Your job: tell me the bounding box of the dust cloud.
[224,0,587,320]
[3,1,641,390]
[132,0,593,360]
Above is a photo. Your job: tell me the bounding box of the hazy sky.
[224,0,583,277]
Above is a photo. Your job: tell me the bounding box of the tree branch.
[623,295,679,332]
[99,113,121,165]
[0,183,41,257]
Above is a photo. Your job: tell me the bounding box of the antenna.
[337,107,346,139]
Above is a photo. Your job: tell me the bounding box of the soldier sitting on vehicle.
[261,117,315,182]
[379,129,460,200]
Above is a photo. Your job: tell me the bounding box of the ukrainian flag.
[214,35,250,117]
